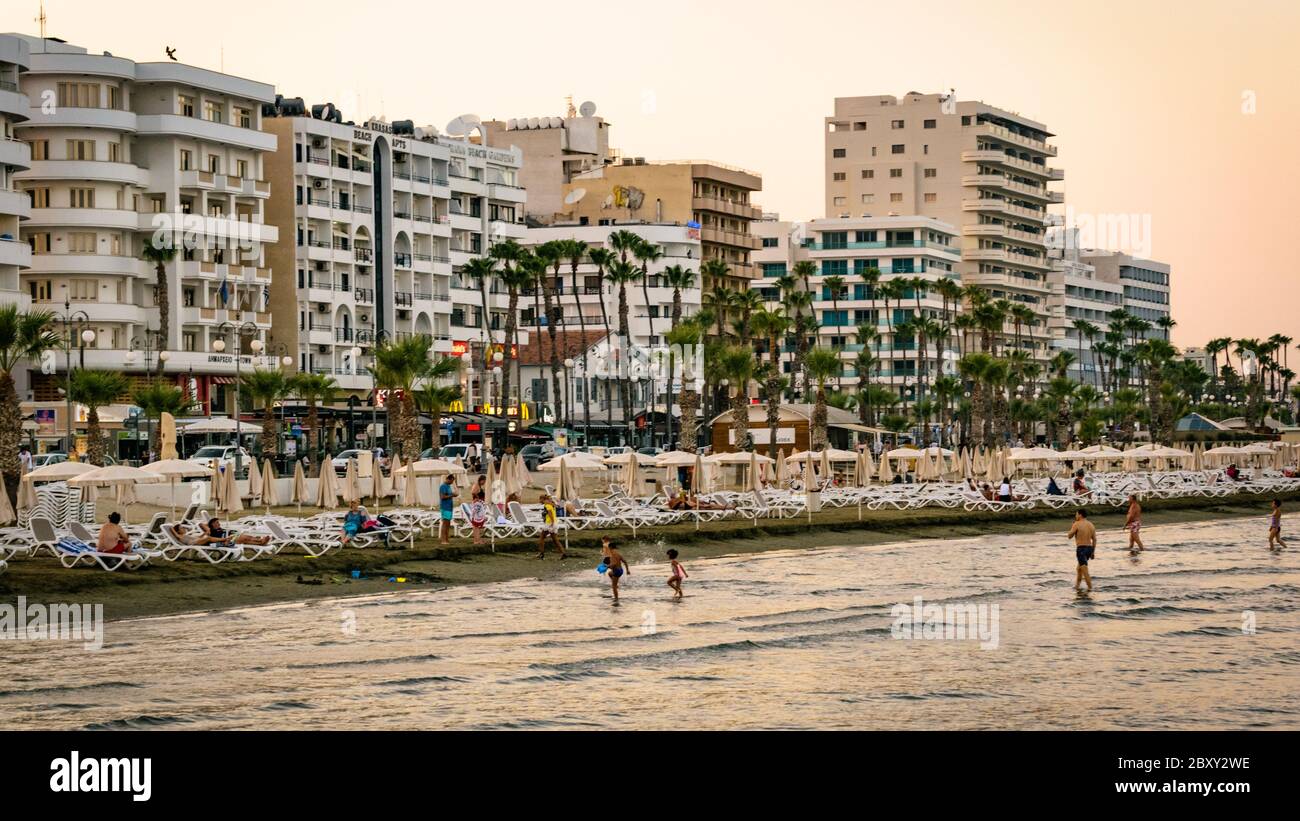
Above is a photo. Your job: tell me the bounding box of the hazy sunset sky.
[7,0,1299,346]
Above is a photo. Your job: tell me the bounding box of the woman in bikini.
[1125,495,1144,552]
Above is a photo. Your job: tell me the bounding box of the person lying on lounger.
[192,518,271,547]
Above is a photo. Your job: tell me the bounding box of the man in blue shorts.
[439,475,456,545]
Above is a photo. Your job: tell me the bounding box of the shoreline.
[2,492,1292,622]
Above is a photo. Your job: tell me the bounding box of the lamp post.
[58,299,93,455]
[563,357,574,442]
[213,320,261,476]
[363,329,390,455]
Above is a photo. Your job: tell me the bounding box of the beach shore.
[2,492,1292,621]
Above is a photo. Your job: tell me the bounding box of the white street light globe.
[124,351,137,364]
[460,352,471,365]
[159,350,171,362]
[281,356,294,367]
[564,358,574,369]
[213,339,226,353]
[81,329,95,344]
[493,351,504,364]
[250,339,264,354]
[350,346,362,360]
[492,366,502,376]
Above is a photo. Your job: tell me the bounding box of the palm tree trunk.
[502,288,518,416]
[0,374,21,505]
[618,284,632,440]
[570,264,590,441]
[155,262,170,373]
[261,406,277,457]
[87,408,104,465]
[542,268,563,426]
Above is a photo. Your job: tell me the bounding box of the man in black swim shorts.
[1066,509,1097,592]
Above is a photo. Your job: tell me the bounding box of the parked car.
[331,449,380,475]
[187,445,251,472]
[603,446,631,458]
[438,443,475,463]
[518,442,556,471]
[637,446,664,457]
[29,452,118,468]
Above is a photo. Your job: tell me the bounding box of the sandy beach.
[3,491,1293,621]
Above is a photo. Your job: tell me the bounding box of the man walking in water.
[1067,509,1097,592]
[1125,494,1144,553]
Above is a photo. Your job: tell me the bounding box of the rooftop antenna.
[565,95,576,118]
[35,0,47,40]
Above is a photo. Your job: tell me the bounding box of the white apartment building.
[9,34,278,413]
[521,221,701,349]
[0,35,31,309]
[825,93,1064,358]
[1080,249,1172,339]
[752,215,962,400]
[1045,227,1123,385]
[262,100,527,398]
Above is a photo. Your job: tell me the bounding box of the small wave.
[377,675,471,687]
[285,653,441,670]
[84,714,195,730]
[0,681,143,699]
[260,700,315,711]
[1082,605,1218,620]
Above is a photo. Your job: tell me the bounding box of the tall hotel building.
[824,93,1064,358]
[262,100,527,398]
[8,34,278,412]
[0,35,32,309]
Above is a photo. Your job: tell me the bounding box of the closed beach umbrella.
[247,457,263,504]
[515,455,532,491]
[820,448,832,486]
[775,449,790,489]
[401,459,424,507]
[748,449,762,492]
[859,448,875,485]
[623,454,641,496]
[261,459,280,511]
[486,458,497,497]
[18,475,39,513]
[291,460,308,509]
[0,485,14,525]
[209,460,223,508]
[220,465,243,515]
[316,457,339,510]
[160,412,179,461]
[343,457,361,504]
[878,451,894,483]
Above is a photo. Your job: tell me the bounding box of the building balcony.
[0,138,30,171]
[135,114,277,152]
[27,207,139,231]
[969,122,1057,157]
[0,88,29,122]
[692,195,763,220]
[961,198,1045,222]
[0,238,31,268]
[699,226,762,250]
[0,189,30,220]
[29,253,150,277]
[19,105,137,132]
[20,159,151,188]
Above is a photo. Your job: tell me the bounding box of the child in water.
[605,541,629,602]
[666,548,688,598]
[1268,499,1286,549]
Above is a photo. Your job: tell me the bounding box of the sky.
[7,0,1300,347]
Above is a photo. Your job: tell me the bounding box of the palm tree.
[290,371,337,461]
[0,307,58,501]
[631,238,663,342]
[415,383,463,449]
[805,347,842,450]
[662,264,695,326]
[494,246,534,420]
[461,254,498,385]
[606,258,640,432]
[69,369,129,465]
[700,258,731,294]
[561,238,592,437]
[718,344,755,450]
[239,368,290,457]
[140,237,176,372]
[1072,319,1100,386]
[373,336,451,459]
[131,382,196,461]
[790,260,817,396]
[1157,315,1176,342]
[733,289,764,340]
[665,322,702,452]
[822,274,847,378]
[702,282,734,340]
[532,240,568,423]
[587,246,616,414]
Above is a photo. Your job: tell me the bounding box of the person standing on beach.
[536,493,565,559]
[606,541,629,602]
[438,476,456,545]
[1268,499,1286,549]
[1067,509,1097,592]
[1125,495,1144,552]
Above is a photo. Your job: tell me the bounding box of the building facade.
[9,33,278,414]
[751,215,962,400]
[481,105,611,223]
[1045,227,1123,385]
[824,93,1064,358]
[261,100,528,405]
[1079,249,1172,339]
[0,35,32,310]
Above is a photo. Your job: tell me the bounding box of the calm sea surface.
[3,518,1297,729]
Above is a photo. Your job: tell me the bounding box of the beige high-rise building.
[825,93,1064,358]
[481,106,611,222]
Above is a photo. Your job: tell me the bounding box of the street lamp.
[563,357,574,437]
[213,320,261,475]
[57,299,92,455]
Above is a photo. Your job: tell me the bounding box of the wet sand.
[2,492,1292,621]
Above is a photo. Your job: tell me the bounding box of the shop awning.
[830,422,889,435]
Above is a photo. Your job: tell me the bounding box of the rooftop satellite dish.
[445,113,481,137]
[527,117,540,129]
[579,101,597,117]
[564,188,587,205]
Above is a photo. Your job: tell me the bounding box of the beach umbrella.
[485,457,497,498]
[748,450,763,493]
[160,412,179,460]
[877,451,894,483]
[261,459,280,512]
[220,465,243,515]
[292,460,308,513]
[623,453,642,496]
[17,475,38,513]
[0,484,14,525]
[604,451,656,465]
[819,449,833,486]
[804,450,816,524]
[515,455,532,491]
[209,459,223,509]
[775,449,790,489]
[316,457,339,510]
[373,462,392,510]
[142,459,209,520]
[24,461,98,482]
[247,457,263,504]
[858,448,875,485]
[556,460,574,502]
[69,465,164,525]
[342,458,361,505]
[401,460,424,507]
[390,453,406,497]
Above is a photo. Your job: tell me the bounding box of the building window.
[832,196,846,206]
[29,280,53,301]
[66,139,95,160]
[208,155,221,174]
[889,168,902,178]
[861,194,874,204]
[853,122,866,131]
[235,159,248,178]
[924,168,936,178]
[203,101,224,123]
[107,86,121,110]
[29,139,48,160]
[179,149,192,171]
[57,82,99,108]
[107,142,120,162]
[28,187,50,208]
[961,115,972,126]
[234,107,252,128]
[832,148,846,158]
[68,232,96,254]
[179,94,195,117]
[924,119,936,129]
[69,188,95,208]
[69,279,98,301]
[924,193,937,203]
[890,193,903,203]
[183,332,197,352]
[28,233,51,254]
[923,144,929,155]
[861,169,873,179]
[891,120,905,129]
[891,144,904,154]
[832,172,846,181]
[761,237,779,248]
